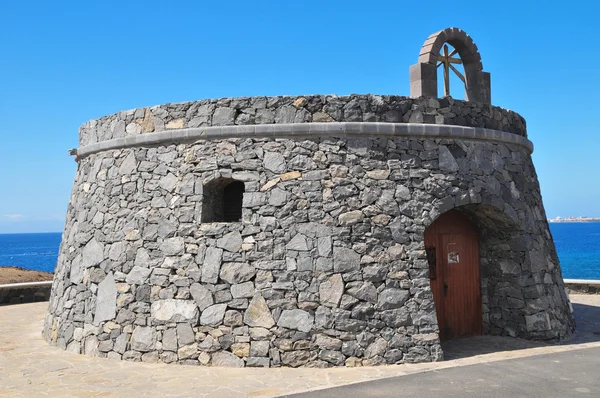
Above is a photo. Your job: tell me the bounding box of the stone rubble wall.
[565,281,600,295]
[44,129,574,367]
[79,95,527,147]
[0,282,52,305]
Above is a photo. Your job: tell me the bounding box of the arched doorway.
[425,209,482,340]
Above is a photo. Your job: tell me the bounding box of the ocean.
[0,232,62,273]
[0,223,599,279]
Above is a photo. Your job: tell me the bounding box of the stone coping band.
[564,279,600,286]
[75,122,534,159]
[0,281,53,290]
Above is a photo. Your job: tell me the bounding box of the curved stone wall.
[78,95,527,147]
[44,95,573,368]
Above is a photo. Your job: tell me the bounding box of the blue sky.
[0,0,598,233]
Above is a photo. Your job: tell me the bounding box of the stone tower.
[44,28,575,367]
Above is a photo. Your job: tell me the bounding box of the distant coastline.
[548,217,600,223]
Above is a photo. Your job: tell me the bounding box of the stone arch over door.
[410,27,491,103]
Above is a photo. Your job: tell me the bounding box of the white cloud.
[2,214,25,220]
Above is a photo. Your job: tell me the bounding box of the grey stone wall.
[44,116,574,367]
[79,95,527,147]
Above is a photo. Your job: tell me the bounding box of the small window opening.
[201,178,244,222]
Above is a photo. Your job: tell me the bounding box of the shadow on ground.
[442,300,600,360]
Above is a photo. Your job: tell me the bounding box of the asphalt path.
[287,346,600,397]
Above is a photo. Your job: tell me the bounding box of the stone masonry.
[43,93,574,368]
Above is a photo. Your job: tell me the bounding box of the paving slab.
[0,295,599,397]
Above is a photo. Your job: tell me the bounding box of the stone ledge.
[0,281,52,305]
[564,279,600,295]
[75,122,534,159]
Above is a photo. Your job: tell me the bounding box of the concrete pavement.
[0,295,599,397]
[288,347,600,397]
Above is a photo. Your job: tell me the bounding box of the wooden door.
[424,210,481,340]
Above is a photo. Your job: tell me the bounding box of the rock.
[231,342,250,357]
[158,218,176,238]
[159,173,178,192]
[250,340,270,357]
[366,170,390,180]
[134,248,151,268]
[244,294,275,328]
[223,310,243,327]
[131,326,156,352]
[317,237,332,257]
[113,333,129,354]
[176,323,195,346]
[347,282,378,304]
[281,350,312,367]
[219,263,256,284]
[395,185,411,201]
[202,247,223,284]
[277,309,314,333]
[162,328,178,351]
[211,351,244,367]
[160,237,185,256]
[70,254,83,284]
[269,188,287,206]
[94,273,117,325]
[260,177,280,191]
[439,146,459,172]
[364,337,388,358]
[177,343,198,360]
[118,152,137,175]
[263,152,286,173]
[314,335,342,350]
[216,232,242,252]
[166,119,185,129]
[84,336,99,357]
[246,357,270,367]
[126,266,151,285]
[319,274,344,307]
[200,304,227,326]
[189,283,214,311]
[212,107,236,126]
[243,192,267,207]
[280,171,301,181]
[378,288,410,310]
[231,281,255,298]
[345,357,362,367]
[286,233,310,251]
[275,105,296,124]
[525,312,551,331]
[151,299,198,322]
[404,346,431,363]
[339,210,364,226]
[333,247,360,273]
[319,350,345,365]
[82,238,104,268]
[380,308,412,327]
[363,265,387,282]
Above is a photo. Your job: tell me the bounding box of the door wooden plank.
[424,210,481,340]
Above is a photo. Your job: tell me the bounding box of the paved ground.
[288,347,600,397]
[0,295,598,397]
